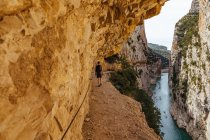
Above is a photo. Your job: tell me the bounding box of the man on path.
[95,61,102,87]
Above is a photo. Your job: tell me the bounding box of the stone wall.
[0,0,166,140]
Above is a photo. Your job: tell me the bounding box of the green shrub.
[202,63,206,70]
[110,67,137,93]
[176,13,200,58]
[177,13,199,46]
[104,54,120,64]
[119,56,131,69]
[110,58,162,136]
[191,61,196,66]
[172,65,178,85]
[206,48,210,61]
[181,79,188,103]
[132,88,161,133]
[191,76,197,85]
[183,61,188,70]
[207,55,210,61]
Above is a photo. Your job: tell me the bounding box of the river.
[151,73,192,140]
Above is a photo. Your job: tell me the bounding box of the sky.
[145,0,193,50]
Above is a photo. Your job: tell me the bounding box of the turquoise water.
[151,73,192,140]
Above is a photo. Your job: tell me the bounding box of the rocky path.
[82,74,160,140]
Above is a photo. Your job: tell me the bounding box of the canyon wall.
[0,0,166,140]
[121,25,161,93]
[170,0,210,139]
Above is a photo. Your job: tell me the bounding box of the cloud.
[145,0,192,50]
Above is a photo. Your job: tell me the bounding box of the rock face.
[148,43,170,68]
[190,0,199,13]
[0,0,166,140]
[148,43,171,59]
[121,25,162,92]
[170,0,210,139]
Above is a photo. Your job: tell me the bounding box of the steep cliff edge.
[170,0,210,139]
[82,74,160,140]
[0,0,166,140]
[121,25,162,93]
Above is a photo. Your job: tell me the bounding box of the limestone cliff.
[121,25,162,93]
[148,43,170,68]
[0,0,166,140]
[170,0,210,139]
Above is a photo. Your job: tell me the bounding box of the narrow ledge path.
[82,74,160,140]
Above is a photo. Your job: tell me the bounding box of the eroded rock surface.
[121,25,161,93]
[170,0,210,139]
[0,0,166,140]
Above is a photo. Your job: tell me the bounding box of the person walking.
[95,61,102,87]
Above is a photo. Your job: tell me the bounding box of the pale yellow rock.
[0,0,166,140]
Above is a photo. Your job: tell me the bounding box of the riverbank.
[151,73,192,140]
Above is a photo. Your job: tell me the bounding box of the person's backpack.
[96,65,102,73]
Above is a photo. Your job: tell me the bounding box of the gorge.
[0,0,210,140]
[151,73,192,140]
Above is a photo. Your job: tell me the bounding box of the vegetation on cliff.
[170,1,210,138]
[148,43,170,68]
[106,56,162,136]
[148,43,168,51]
[176,13,200,58]
[148,43,171,59]
[148,48,170,68]
[172,13,200,89]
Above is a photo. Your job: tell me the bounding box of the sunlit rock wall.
[0,0,166,140]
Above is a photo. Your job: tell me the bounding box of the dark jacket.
[95,64,102,74]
